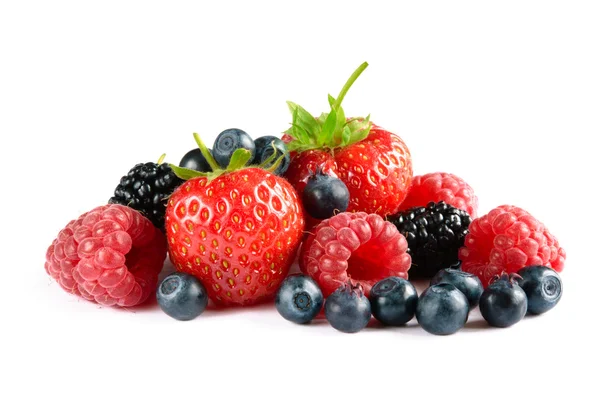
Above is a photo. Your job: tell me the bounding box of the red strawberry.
[299,212,412,297]
[45,204,167,307]
[400,172,478,217]
[459,205,566,287]
[283,63,413,227]
[166,135,304,306]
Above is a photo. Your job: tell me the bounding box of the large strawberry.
[166,134,304,306]
[283,62,413,227]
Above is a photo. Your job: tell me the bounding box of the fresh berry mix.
[416,283,469,335]
[400,172,478,217]
[212,128,255,168]
[45,204,167,307]
[275,274,324,324]
[430,267,483,310]
[253,136,290,175]
[459,205,566,287]
[324,282,371,333]
[388,201,471,279]
[302,168,349,220]
[299,212,412,297]
[109,159,183,231]
[179,148,213,172]
[479,273,528,328]
[156,272,209,321]
[166,134,304,306]
[370,277,418,326]
[283,63,413,218]
[516,265,562,315]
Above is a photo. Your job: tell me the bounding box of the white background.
[1,1,598,399]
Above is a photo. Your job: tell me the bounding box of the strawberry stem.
[332,62,368,110]
[193,132,221,171]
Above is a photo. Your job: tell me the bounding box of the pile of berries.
[45,62,565,335]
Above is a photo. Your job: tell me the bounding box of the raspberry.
[400,172,478,217]
[459,205,565,287]
[300,212,412,297]
[45,204,167,307]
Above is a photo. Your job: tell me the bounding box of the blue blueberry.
[479,274,527,328]
[275,274,323,324]
[302,169,350,220]
[516,265,562,315]
[431,268,484,310]
[179,148,213,172]
[156,272,208,321]
[212,128,255,168]
[325,283,371,333]
[370,277,418,326]
[253,136,290,175]
[416,283,469,335]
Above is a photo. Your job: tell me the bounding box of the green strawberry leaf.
[328,94,336,107]
[320,108,337,146]
[287,101,319,144]
[226,148,253,171]
[169,164,208,180]
[341,125,352,146]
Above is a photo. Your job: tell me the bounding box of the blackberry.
[109,161,183,231]
[388,201,472,279]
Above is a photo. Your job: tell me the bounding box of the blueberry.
[302,169,350,220]
[416,283,469,335]
[253,136,290,175]
[516,265,562,315]
[324,283,371,333]
[156,272,208,321]
[275,274,324,324]
[212,128,255,168]
[479,274,527,328]
[430,268,483,310]
[179,148,213,172]
[370,277,418,326]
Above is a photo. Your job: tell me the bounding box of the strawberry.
[166,134,304,306]
[283,62,413,227]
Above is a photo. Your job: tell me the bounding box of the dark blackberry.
[388,201,472,279]
[109,161,183,231]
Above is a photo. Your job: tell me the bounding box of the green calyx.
[285,62,372,153]
[169,133,283,182]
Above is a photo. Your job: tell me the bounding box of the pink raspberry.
[400,172,478,217]
[300,212,412,297]
[45,204,166,307]
[459,205,566,287]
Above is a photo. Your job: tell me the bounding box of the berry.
[516,265,562,315]
[45,204,167,307]
[400,172,478,217]
[275,274,324,324]
[459,205,566,287]
[370,277,418,326]
[480,273,528,327]
[253,136,290,175]
[166,136,304,306]
[388,201,472,279]
[284,63,412,219]
[299,212,411,297]
[324,282,371,333]
[302,168,350,220]
[212,128,255,168]
[156,272,208,321]
[416,283,469,335]
[179,148,213,172]
[430,267,483,310]
[109,160,183,231]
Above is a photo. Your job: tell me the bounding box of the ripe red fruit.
[300,212,412,297]
[166,167,304,306]
[459,205,565,287]
[45,204,167,307]
[284,63,413,224]
[400,172,478,217]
